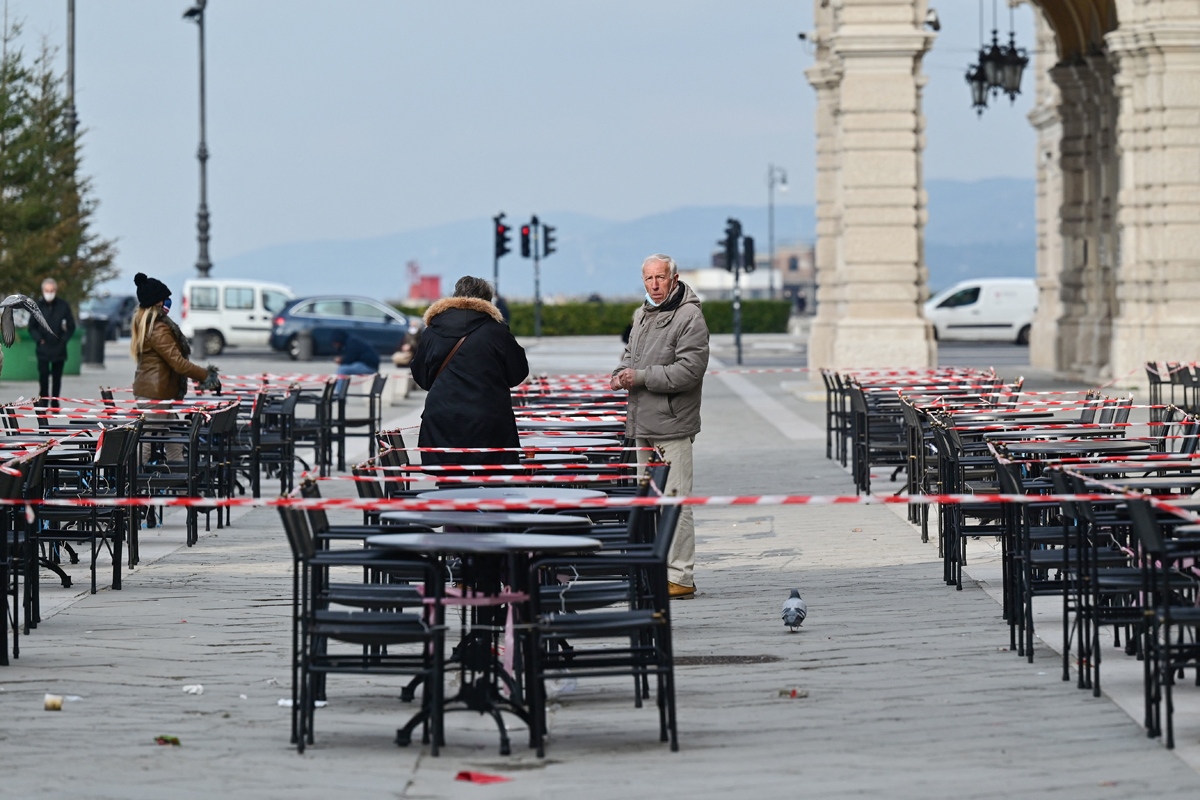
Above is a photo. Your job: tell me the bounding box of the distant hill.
[160,177,1034,300]
[924,177,1035,293]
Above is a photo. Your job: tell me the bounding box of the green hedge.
[496,299,791,337]
[699,300,792,334]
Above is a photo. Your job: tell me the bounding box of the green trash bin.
[0,327,83,382]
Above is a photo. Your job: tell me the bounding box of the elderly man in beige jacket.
[612,254,710,598]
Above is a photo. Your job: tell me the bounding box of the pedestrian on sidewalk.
[32,278,75,408]
[331,329,380,393]
[612,254,710,598]
[412,276,528,466]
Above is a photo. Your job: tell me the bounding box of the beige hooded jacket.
[613,282,710,439]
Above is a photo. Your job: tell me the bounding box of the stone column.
[1050,56,1118,382]
[1028,8,1063,371]
[821,0,936,368]
[1108,6,1200,382]
[805,0,841,370]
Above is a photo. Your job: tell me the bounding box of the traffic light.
[493,213,511,259]
[520,224,531,258]
[542,225,556,257]
[719,218,742,272]
[742,235,755,273]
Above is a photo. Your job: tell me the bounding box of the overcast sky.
[15,0,1037,283]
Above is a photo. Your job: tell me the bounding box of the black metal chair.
[39,425,135,593]
[336,374,387,471]
[526,504,683,756]
[1125,498,1200,748]
[277,506,445,754]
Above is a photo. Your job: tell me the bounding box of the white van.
[180,278,295,356]
[923,278,1037,344]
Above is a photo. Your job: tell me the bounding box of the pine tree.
[0,25,116,308]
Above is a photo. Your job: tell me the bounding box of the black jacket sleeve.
[497,324,529,387]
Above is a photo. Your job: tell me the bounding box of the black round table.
[1003,440,1154,456]
[517,420,625,432]
[517,436,621,448]
[367,531,601,555]
[367,529,601,755]
[414,487,606,501]
[983,427,1124,440]
[953,411,1057,422]
[521,453,578,464]
[379,510,593,529]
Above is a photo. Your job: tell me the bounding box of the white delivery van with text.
[923,278,1037,344]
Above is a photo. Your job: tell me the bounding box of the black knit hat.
[134,272,172,308]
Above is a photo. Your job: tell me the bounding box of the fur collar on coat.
[423,296,505,326]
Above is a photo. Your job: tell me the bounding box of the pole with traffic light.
[720,218,745,364]
[493,212,511,295]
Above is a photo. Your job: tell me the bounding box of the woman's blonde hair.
[130,305,160,359]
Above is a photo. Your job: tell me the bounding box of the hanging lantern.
[1001,33,1029,101]
[981,31,1006,90]
[966,63,989,115]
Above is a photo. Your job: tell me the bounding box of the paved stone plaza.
[3,336,1200,798]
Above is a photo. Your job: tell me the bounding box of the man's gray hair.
[42,277,57,288]
[641,254,677,276]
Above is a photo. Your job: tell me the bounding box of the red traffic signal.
[494,216,511,259]
[520,226,532,258]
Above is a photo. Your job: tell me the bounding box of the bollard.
[82,318,107,365]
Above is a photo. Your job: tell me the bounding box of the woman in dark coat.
[411,276,528,465]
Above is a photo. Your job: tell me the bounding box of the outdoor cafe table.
[517,436,621,448]
[413,487,607,502]
[1080,475,1200,492]
[517,419,625,432]
[952,410,1057,422]
[983,427,1125,441]
[1003,440,1155,457]
[367,531,602,754]
[379,510,593,530]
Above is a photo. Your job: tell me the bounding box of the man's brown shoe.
[668,582,696,599]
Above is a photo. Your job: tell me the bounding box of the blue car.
[269,295,422,361]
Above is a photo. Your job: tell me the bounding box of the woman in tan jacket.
[130,273,211,400]
[130,273,218,465]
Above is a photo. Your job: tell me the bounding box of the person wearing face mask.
[130,272,219,406]
[611,254,710,599]
[32,277,76,409]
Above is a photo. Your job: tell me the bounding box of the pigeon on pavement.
[782,589,807,632]
[0,294,55,376]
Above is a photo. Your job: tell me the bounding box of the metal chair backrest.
[277,505,315,561]
[1125,498,1164,557]
[1113,395,1131,425]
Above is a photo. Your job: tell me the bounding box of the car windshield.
[81,296,123,314]
[937,287,980,309]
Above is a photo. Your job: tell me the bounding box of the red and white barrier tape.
[0,491,1185,511]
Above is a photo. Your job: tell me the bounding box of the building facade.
[807,0,1200,382]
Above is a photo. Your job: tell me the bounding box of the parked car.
[269,295,422,361]
[923,278,1037,344]
[79,294,137,340]
[179,278,295,356]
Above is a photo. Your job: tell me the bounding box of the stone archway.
[807,0,1200,382]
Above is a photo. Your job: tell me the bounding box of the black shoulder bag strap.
[434,335,469,383]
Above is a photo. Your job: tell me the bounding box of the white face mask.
[43,291,56,302]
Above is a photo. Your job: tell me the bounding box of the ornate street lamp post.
[183,1,211,277]
[65,0,77,137]
[766,164,787,301]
